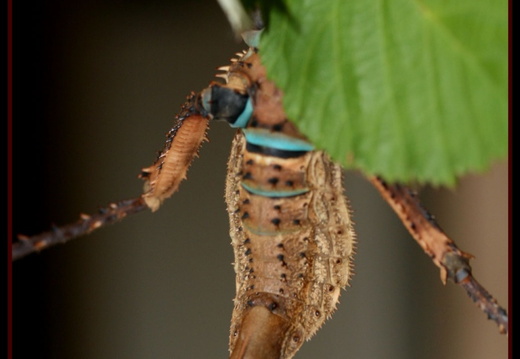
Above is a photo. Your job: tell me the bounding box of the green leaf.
[259,0,508,185]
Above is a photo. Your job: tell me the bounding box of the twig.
[369,176,508,334]
[12,197,148,261]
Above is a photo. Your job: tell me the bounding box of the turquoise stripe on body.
[230,97,253,128]
[243,129,315,152]
[241,182,310,198]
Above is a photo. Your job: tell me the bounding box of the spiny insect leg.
[12,197,147,260]
[369,175,508,334]
[140,93,210,212]
[13,94,211,261]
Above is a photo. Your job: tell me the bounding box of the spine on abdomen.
[139,30,356,358]
[225,92,355,358]
[198,43,355,358]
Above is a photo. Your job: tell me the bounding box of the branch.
[12,197,148,261]
[369,176,508,334]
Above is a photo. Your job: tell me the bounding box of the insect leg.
[140,92,210,212]
[369,175,508,334]
[12,197,147,261]
[12,93,210,260]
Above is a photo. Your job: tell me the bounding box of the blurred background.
[12,1,508,358]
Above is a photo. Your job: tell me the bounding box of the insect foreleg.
[140,92,210,211]
[12,198,147,261]
[13,93,211,260]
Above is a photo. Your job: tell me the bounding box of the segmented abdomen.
[223,51,355,356]
[226,129,354,357]
[139,41,355,357]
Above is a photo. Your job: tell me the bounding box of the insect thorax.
[202,47,356,358]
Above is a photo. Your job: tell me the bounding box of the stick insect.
[12,1,508,358]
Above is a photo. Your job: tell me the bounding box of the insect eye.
[201,84,252,128]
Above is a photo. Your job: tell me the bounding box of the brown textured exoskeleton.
[138,32,356,357]
[13,27,507,359]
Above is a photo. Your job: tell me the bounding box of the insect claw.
[217,65,230,72]
[215,73,228,80]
